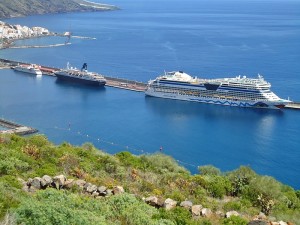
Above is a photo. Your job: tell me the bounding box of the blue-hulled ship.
[55,63,106,86]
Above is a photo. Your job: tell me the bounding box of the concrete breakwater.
[9,43,71,49]
[0,119,38,135]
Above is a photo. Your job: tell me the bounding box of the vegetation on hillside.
[0,0,117,19]
[0,134,299,224]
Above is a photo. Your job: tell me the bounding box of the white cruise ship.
[145,71,290,109]
[13,64,42,75]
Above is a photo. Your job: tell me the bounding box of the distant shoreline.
[76,0,119,10]
[0,0,119,19]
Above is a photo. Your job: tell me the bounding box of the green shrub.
[168,190,185,202]
[105,194,160,225]
[14,189,107,225]
[222,215,248,225]
[241,176,284,215]
[144,154,188,174]
[200,219,212,225]
[0,179,23,218]
[192,175,208,188]
[296,190,300,199]
[116,151,149,170]
[226,166,256,197]
[153,207,197,225]
[0,154,30,176]
[223,201,242,212]
[282,190,300,209]
[27,135,49,148]
[206,176,232,198]
[198,165,221,176]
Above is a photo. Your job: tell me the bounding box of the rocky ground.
[21,174,294,225]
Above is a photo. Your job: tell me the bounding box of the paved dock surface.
[285,102,300,110]
[0,58,147,92]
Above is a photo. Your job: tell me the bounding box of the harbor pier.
[0,119,38,135]
[0,58,147,92]
[1,58,299,106]
[285,102,300,110]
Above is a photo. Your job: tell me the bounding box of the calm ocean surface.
[1,0,300,189]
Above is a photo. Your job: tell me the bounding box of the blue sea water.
[1,0,300,189]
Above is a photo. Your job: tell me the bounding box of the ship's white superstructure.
[145,71,290,109]
[13,64,42,75]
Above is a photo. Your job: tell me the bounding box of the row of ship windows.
[157,82,270,90]
[221,84,269,90]
[152,87,269,101]
[153,85,269,94]
[152,86,265,96]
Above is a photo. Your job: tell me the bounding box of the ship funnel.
[81,63,88,71]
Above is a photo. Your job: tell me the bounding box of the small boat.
[13,64,42,75]
[54,63,106,86]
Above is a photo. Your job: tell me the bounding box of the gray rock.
[278,222,288,225]
[145,196,158,207]
[64,179,75,189]
[157,197,165,208]
[29,186,39,193]
[106,189,113,197]
[113,186,124,195]
[225,210,240,218]
[42,175,53,186]
[164,198,177,210]
[180,200,193,210]
[22,185,30,192]
[83,183,94,192]
[86,184,98,193]
[201,208,212,217]
[191,205,203,217]
[53,175,66,189]
[92,191,100,198]
[75,179,86,189]
[257,212,267,220]
[98,186,107,194]
[40,178,48,188]
[31,177,42,189]
[27,178,33,186]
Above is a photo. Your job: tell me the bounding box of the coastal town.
[0,20,54,48]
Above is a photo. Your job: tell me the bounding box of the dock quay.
[1,58,299,103]
[285,102,300,110]
[0,119,38,135]
[103,76,147,92]
[0,58,147,92]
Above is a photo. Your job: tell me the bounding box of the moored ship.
[145,71,291,109]
[54,63,106,86]
[13,64,42,75]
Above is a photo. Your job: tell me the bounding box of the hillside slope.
[0,0,117,19]
[0,134,299,224]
